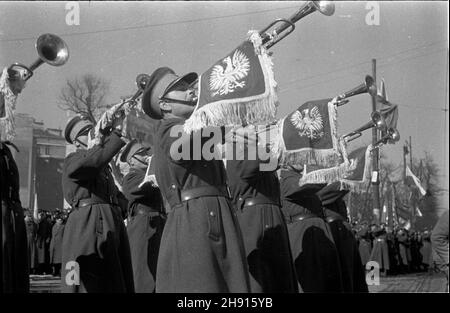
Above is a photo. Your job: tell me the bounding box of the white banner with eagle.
[277,98,344,168]
[183,31,278,133]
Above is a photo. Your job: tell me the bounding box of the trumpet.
[114,73,151,117]
[9,33,69,81]
[335,75,377,106]
[259,1,335,49]
[372,128,400,149]
[343,111,387,142]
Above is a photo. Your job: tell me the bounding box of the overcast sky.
[1,1,448,208]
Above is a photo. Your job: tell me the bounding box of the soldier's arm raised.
[64,131,126,181]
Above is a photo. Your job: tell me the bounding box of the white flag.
[405,166,426,196]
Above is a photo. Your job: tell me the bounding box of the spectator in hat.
[420,230,433,272]
[141,67,250,292]
[24,212,37,274]
[431,210,449,284]
[49,214,65,277]
[279,168,343,293]
[33,210,52,275]
[60,114,134,293]
[120,139,165,293]
[316,182,368,293]
[1,64,31,292]
[370,224,391,276]
[356,223,372,269]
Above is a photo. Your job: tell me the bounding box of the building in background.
[13,113,66,213]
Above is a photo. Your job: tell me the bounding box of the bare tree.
[59,74,110,123]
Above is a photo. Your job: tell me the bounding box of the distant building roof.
[34,128,64,140]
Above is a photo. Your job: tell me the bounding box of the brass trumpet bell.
[35,33,69,69]
[10,33,69,81]
[312,1,336,16]
[336,75,377,104]
[136,73,151,90]
[260,1,335,49]
[343,111,387,142]
[373,128,401,149]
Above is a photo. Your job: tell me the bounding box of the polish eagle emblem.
[209,49,250,97]
[290,106,324,140]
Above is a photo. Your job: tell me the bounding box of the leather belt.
[287,212,318,224]
[133,205,161,216]
[243,197,279,208]
[180,185,229,202]
[325,215,344,224]
[76,197,111,209]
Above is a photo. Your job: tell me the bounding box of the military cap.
[316,181,350,206]
[141,67,198,119]
[7,63,32,81]
[64,115,94,144]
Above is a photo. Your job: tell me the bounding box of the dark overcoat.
[35,219,52,265]
[370,230,390,271]
[50,223,65,264]
[61,132,134,293]
[1,141,29,292]
[153,118,250,293]
[25,219,37,270]
[279,170,343,293]
[122,167,165,293]
[226,158,297,293]
[323,207,368,293]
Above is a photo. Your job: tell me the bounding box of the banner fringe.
[0,67,18,142]
[299,161,353,186]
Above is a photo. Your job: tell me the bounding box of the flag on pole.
[184,31,278,133]
[381,204,388,224]
[378,78,388,102]
[405,165,427,196]
[376,80,399,141]
[415,206,423,217]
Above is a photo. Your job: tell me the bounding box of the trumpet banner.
[278,98,341,168]
[0,68,18,142]
[183,31,278,133]
[340,145,373,192]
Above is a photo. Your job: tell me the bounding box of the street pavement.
[29,272,448,293]
[368,272,448,293]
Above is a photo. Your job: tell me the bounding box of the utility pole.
[409,136,413,169]
[371,59,381,224]
[409,136,417,230]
